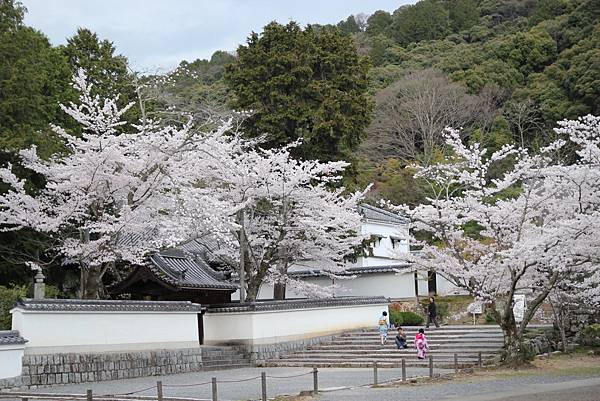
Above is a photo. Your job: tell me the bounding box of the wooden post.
[429,355,434,378]
[212,377,218,401]
[21,398,28,401]
[312,367,318,394]
[261,372,267,401]
[86,390,92,401]
[454,353,458,374]
[401,358,406,381]
[373,361,378,385]
[478,352,483,368]
[157,381,163,401]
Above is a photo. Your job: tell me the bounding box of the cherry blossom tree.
[1,70,369,301]
[183,139,368,301]
[0,70,232,298]
[386,115,600,364]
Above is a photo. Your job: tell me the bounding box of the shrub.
[582,323,600,347]
[0,285,27,330]
[390,310,425,326]
[484,311,496,323]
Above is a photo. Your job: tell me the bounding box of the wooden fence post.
[401,358,406,381]
[157,381,163,401]
[478,352,483,368]
[429,355,434,378]
[261,371,267,401]
[212,377,218,401]
[373,361,378,385]
[313,367,319,394]
[454,353,458,374]
[86,390,92,401]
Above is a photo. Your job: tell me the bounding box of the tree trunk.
[501,323,524,367]
[80,265,103,299]
[273,282,286,300]
[489,302,526,366]
[245,281,259,302]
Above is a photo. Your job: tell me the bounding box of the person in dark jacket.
[395,327,408,349]
[426,296,440,328]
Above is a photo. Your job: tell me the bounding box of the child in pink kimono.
[415,328,429,359]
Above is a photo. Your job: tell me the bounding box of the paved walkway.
[10,366,445,401]
[317,373,600,401]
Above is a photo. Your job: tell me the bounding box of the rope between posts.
[217,375,262,383]
[266,371,314,379]
[162,380,213,388]
[99,384,158,397]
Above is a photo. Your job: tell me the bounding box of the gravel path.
[11,366,446,401]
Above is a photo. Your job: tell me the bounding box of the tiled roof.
[207,296,389,313]
[13,299,204,312]
[291,263,412,278]
[0,330,27,345]
[149,253,238,291]
[359,204,409,225]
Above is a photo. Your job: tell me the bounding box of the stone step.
[344,332,503,338]
[343,332,504,337]
[316,347,502,353]
[322,337,504,348]
[280,352,497,359]
[264,361,481,368]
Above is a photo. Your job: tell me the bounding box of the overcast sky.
[21,0,413,73]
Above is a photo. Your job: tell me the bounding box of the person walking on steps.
[395,326,408,349]
[415,328,429,360]
[426,296,440,328]
[378,311,389,345]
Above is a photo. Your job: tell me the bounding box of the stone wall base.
[0,376,23,390]
[20,348,203,387]
[250,334,337,363]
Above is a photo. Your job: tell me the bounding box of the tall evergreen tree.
[61,28,132,101]
[225,21,372,162]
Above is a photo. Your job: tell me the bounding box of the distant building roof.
[13,299,204,312]
[291,263,412,278]
[149,252,238,291]
[0,330,27,345]
[207,296,390,313]
[359,204,409,225]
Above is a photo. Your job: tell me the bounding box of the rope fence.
[3,353,491,401]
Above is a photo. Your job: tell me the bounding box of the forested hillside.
[162,0,600,204]
[0,0,598,293]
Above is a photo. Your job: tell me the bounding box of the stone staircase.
[201,346,251,370]
[264,325,505,368]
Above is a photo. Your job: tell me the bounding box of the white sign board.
[513,294,526,323]
[467,301,483,315]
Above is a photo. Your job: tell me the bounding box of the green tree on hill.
[225,21,372,162]
[365,10,393,36]
[389,0,450,46]
[62,28,132,100]
[0,0,74,156]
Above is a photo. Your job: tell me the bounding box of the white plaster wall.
[11,310,200,354]
[232,272,459,300]
[360,221,410,264]
[0,345,24,379]
[436,274,462,295]
[204,303,388,346]
[301,273,415,298]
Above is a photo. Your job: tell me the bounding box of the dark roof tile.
[0,330,27,345]
[14,299,204,312]
[149,253,238,290]
[359,204,409,225]
[207,296,389,313]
